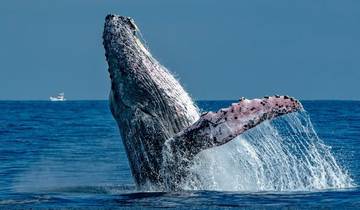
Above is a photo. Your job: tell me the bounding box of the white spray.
[163,111,354,191]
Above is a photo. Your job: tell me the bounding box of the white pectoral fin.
[170,95,302,158]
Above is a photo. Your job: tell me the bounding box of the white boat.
[50,92,66,101]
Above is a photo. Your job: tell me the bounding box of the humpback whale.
[102,14,302,190]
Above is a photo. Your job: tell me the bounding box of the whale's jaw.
[103,14,302,190]
[103,14,199,188]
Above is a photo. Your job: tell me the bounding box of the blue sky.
[1,0,359,100]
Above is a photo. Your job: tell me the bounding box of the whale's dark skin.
[103,14,302,190]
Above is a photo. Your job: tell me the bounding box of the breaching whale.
[102,14,302,190]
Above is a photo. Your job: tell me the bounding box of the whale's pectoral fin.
[170,95,302,158]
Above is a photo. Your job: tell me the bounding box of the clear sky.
[1,0,359,100]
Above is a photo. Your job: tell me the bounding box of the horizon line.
[1,99,360,102]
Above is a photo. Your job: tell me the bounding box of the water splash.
[163,111,354,191]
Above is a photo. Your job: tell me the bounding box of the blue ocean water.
[0,100,359,209]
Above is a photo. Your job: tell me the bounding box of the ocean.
[0,100,359,209]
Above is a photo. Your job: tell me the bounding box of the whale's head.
[103,14,154,113]
[103,14,199,137]
[103,14,198,122]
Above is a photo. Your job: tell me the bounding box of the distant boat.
[50,92,66,101]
